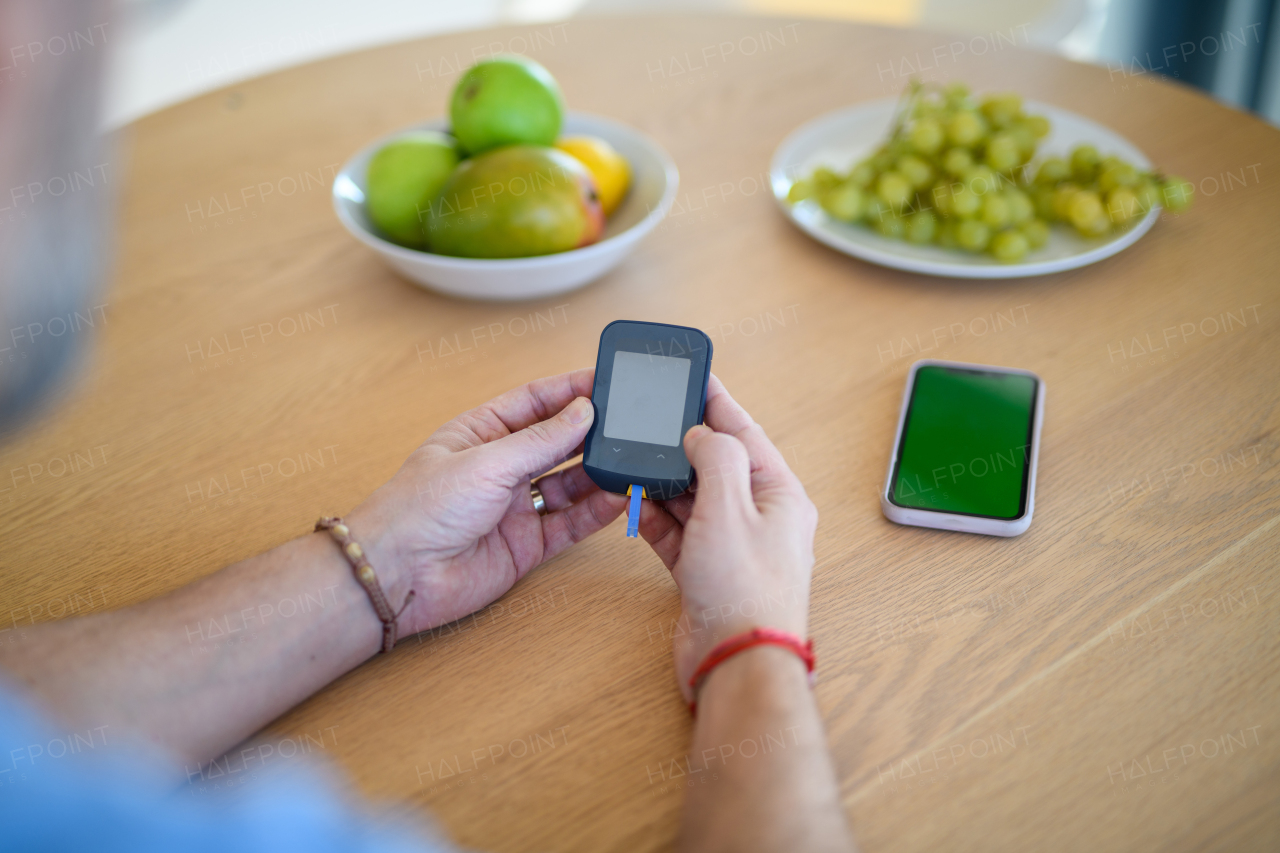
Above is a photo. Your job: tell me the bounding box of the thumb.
[684,424,755,516]
[475,396,594,487]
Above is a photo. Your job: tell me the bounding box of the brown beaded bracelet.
[315,516,415,653]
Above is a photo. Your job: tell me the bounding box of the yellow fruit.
[555,136,631,216]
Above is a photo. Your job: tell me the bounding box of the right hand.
[638,375,819,705]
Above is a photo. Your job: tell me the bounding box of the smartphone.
[583,320,713,501]
[881,359,1044,537]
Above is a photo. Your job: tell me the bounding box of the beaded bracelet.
[687,627,816,716]
[315,516,415,653]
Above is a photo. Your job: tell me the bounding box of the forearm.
[0,529,395,768]
[679,647,855,853]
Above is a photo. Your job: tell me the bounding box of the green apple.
[365,131,460,248]
[426,145,603,258]
[450,56,563,155]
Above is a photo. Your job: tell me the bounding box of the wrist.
[345,502,416,621]
[684,626,815,715]
[681,610,808,666]
[698,644,812,714]
[319,507,421,646]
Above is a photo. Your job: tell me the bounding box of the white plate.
[334,112,678,301]
[769,99,1158,279]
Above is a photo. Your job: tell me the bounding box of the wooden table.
[4,14,1277,852]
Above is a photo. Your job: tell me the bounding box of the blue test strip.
[626,484,643,537]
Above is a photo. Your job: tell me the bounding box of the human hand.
[349,368,628,638]
[637,375,818,704]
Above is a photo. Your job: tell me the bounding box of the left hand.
[348,368,627,637]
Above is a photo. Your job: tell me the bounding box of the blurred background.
[108,0,1280,128]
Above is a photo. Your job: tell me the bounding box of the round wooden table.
[5,14,1277,852]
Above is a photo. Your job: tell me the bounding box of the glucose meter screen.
[603,351,691,447]
[891,366,1037,519]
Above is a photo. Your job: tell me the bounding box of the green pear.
[450,56,563,155]
[426,145,604,258]
[365,131,460,248]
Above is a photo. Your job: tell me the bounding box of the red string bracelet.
[687,627,816,716]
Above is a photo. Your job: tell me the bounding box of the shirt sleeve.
[0,679,458,853]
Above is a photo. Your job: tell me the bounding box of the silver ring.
[530,484,548,516]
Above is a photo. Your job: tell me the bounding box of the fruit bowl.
[333,112,678,301]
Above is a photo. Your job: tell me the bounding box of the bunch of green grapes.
[1029,146,1191,241]
[787,81,1193,263]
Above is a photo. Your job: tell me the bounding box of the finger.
[702,373,802,502]
[638,499,683,570]
[473,396,595,489]
[533,463,599,513]
[656,492,695,526]
[683,425,755,518]
[540,488,628,560]
[429,368,595,452]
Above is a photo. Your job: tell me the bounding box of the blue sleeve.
[0,680,456,853]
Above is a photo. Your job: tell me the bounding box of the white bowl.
[770,99,1159,279]
[333,112,678,301]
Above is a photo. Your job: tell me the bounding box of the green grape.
[877,171,913,209]
[931,180,954,216]
[945,82,970,107]
[980,193,1011,229]
[909,117,944,155]
[985,132,1021,172]
[956,219,991,251]
[1030,186,1055,220]
[875,210,906,239]
[870,150,895,172]
[1021,218,1049,248]
[997,92,1023,111]
[1008,124,1036,160]
[1051,184,1080,221]
[940,148,971,177]
[1161,176,1194,212]
[812,166,842,190]
[847,161,876,188]
[1134,179,1161,212]
[947,110,988,147]
[980,93,1022,129]
[950,186,981,217]
[1079,213,1112,237]
[911,99,940,120]
[1099,155,1123,175]
[936,219,959,248]
[1067,190,1104,231]
[1099,163,1139,193]
[1035,156,1071,185]
[1070,145,1100,183]
[787,178,816,203]
[1006,189,1034,225]
[820,183,866,222]
[862,196,890,224]
[964,165,999,196]
[1026,115,1050,138]
[990,229,1029,262]
[905,210,937,244]
[1105,187,1139,225]
[897,155,934,190]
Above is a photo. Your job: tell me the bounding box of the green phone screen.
[891,366,1037,519]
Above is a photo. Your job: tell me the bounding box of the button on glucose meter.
[583,321,713,537]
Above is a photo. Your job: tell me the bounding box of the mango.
[426,145,604,258]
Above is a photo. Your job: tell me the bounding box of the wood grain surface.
[2,14,1277,852]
